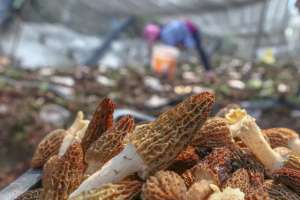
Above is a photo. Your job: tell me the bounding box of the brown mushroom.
[142,171,187,200]
[31,129,66,168]
[85,115,135,175]
[263,128,300,154]
[42,142,85,200]
[31,111,88,168]
[81,98,115,152]
[263,179,300,200]
[192,117,234,148]
[168,146,200,174]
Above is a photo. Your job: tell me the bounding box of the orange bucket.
[151,45,179,80]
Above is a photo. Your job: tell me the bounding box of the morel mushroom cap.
[273,167,300,195]
[168,146,199,174]
[263,128,300,154]
[187,180,217,200]
[69,178,142,200]
[192,117,234,148]
[31,129,66,168]
[85,115,135,175]
[263,179,300,200]
[16,188,43,200]
[222,168,251,195]
[142,171,187,200]
[70,92,214,197]
[81,98,115,152]
[42,142,85,200]
[223,167,267,200]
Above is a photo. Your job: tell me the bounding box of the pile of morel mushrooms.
[17,92,300,200]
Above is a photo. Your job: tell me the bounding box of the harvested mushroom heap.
[227,108,300,195]
[70,92,215,197]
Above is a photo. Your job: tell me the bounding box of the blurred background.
[1,0,300,189]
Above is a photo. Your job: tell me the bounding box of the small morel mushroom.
[222,168,251,195]
[81,98,115,152]
[181,147,235,189]
[70,92,214,197]
[263,128,300,154]
[85,115,135,175]
[273,167,300,195]
[142,171,187,200]
[31,129,66,168]
[263,179,300,200]
[69,177,142,200]
[15,188,43,200]
[187,180,217,200]
[31,111,88,168]
[168,146,200,174]
[42,142,85,200]
[223,168,267,200]
[191,117,234,148]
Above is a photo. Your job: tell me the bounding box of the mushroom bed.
[16,92,300,200]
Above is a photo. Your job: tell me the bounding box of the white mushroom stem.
[58,112,89,157]
[289,139,300,155]
[231,115,286,172]
[69,143,147,198]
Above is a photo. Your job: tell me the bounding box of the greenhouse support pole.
[251,0,268,61]
[84,16,135,67]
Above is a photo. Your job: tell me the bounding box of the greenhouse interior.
[2,0,300,199]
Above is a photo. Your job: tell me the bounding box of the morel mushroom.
[227,109,286,172]
[70,92,215,197]
[192,117,234,148]
[181,147,235,188]
[142,171,187,200]
[228,108,300,194]
[81,98,115,152]
[42,142,85,200]
[69,177,142,200]
[31,129,66,168]
[31,111,88,168]
[85,115,135,175]
[263,128,300,154]
[263,179,300,200]
[168,146,200,174]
